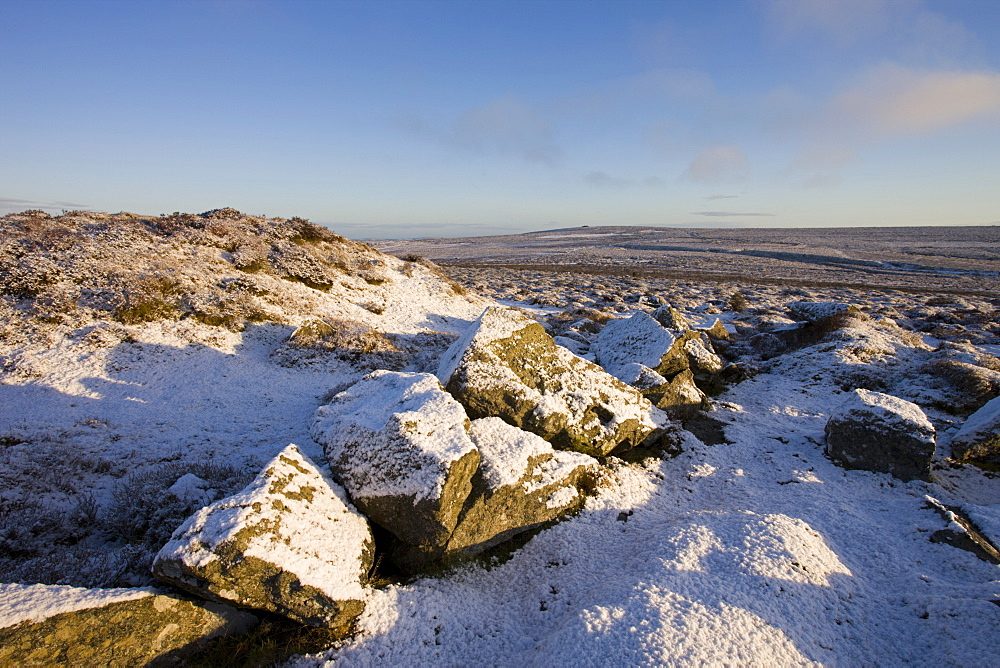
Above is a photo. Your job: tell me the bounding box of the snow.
[167,473,215,506]
[156,444,372,601]
[952,395,1000,445]
[467,417,594,497]
[311,371,477,502]
[593,312,675,383]
[0,583,155,629]
[436,305,529,384]
[290,323,1000,667]
[829,389,935,440]
[468,417,553,490]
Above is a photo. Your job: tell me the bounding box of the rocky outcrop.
[949,395,1000,467]
[438,306,662,457]
[152,444,373,628]
[595,312,678,384]
[825,389,936,481]
[311,371,480,549]
[594,312,724,413]
[0,585,256,666]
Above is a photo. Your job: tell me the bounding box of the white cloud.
[767,0,903,44]
[683,145,749,182]
[831,64,1000,137]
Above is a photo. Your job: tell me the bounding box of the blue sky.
[2,0,999,238]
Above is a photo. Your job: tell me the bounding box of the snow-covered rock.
[651,304,691,331]
[438,306,662,457]
[949,395,1000,466]
[0,585,256,666]
[311,371,480,549]
[787,300,859,322]
[594,312,719,411]
[824,389,936,481]
[685,335,724,374]
[152,444,373,628]
[595,312,677,383]
[436,418,596,563]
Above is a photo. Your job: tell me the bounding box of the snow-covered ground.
[2,214,998,665]
[293,324,1000,666]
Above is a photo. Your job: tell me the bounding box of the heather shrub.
[185,293,275,330]
[268,242,339,290]
[113,275,183,324]
[728,291,748,312]
[273,317,408,369]
[231,241,270,272]
[103,461,254,547]
[0,253,63,298]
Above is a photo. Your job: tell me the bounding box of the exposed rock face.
[393,418,597,569]
[445,418,595,559]
[0,586,256,667]
[644,368,706,412]
[949,395,1000,467]
[701,318,731,341]
[651,304,691,331]
[311,371,480,549]
[152,444,373,628]
[825,389,936,481]
[438,306,662,457]
[787,301,859,322]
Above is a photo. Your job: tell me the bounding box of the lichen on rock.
[438,306,662,457]
[0,585,256,667]
[151,444,373,628]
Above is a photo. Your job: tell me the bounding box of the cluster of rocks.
[139,305,680,633]
[592,306,729,417]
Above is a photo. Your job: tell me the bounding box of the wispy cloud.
[682,145,749,182]
[766,0,898,45]
[403,95,561,166]
[691,211,775,217]
[704,193,740,200]
[829,64,1000,137]
[0,197,89,211]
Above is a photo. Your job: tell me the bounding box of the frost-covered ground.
[376,225,1000,296]
[2,216,999,665]
[291,286,1000,666]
